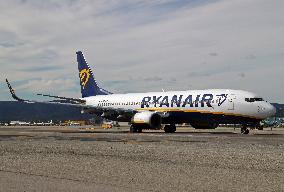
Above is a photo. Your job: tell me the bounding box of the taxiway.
[0,126,283,191]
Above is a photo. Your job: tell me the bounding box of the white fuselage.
[83,89,276,123]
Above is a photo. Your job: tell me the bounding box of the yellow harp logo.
[79,68,90,89]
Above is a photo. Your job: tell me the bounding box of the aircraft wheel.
[241,126,249,134]
[137,127,142,133]
[164,124,176,133]
[170,124,176,133]
[130,124,142,133]
[130,124,137,133]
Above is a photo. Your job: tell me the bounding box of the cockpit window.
[245,98,264,102]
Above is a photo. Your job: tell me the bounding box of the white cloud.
[0,0,283,102]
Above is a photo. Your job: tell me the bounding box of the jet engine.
[132,111,162,129]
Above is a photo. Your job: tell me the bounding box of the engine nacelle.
[132,111,162,128]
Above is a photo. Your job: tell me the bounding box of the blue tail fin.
[76,51,111,98]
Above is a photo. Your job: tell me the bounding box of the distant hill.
[0,101,94,122]
[272,103,284,117]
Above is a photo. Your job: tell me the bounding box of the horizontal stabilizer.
[37,93,86,104]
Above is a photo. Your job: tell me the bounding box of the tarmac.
[0,125,283,192]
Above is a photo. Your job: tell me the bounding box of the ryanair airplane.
[6,51,276,134]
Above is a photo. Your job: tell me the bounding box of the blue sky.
[0,0,283,102]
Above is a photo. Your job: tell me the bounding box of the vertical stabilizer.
[76,51,111,97]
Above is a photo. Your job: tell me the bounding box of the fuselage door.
[228,94,236,110]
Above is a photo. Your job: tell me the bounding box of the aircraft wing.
[5,79,136,115]
[5,79,86,106]
[36,91,135,114]
[6,79,27,102]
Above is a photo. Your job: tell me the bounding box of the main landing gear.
[164,124,176,133]
[241,125,249,134]
[129,124,177,133]
[130,124,142,133]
